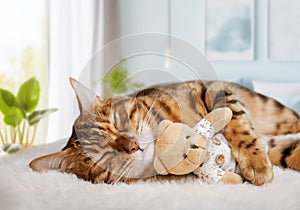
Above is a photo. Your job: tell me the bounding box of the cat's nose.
[129,141,141,153]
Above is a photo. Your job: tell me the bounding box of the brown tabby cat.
[30,78,300,186]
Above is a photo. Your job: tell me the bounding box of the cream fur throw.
[0,138,299,210]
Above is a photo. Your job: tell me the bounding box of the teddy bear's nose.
[190,144,199,149]
[190,144,206,150]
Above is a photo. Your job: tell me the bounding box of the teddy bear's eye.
[185,135,191,140]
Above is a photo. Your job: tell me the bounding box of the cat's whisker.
[144,106,154,124]
[134,97,142,133]
[140,117,150,134]
[139,108,163,138]
[144,94,159,120]
[150,108,163,124]
[122,165,135,183]
[112,167,126,184]
[139,98,159,135]
[123,165,135,182]
[115,159,133,183]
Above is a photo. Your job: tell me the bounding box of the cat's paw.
[239,151,274,186]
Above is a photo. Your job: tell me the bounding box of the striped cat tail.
[268,138,300,171]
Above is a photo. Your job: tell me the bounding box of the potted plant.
[100,59,144,97]
[0,77,57,154]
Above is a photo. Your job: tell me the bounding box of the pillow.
[252,80,300,113]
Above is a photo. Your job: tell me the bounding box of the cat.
[29,78,300,186]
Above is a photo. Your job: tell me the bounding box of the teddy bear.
[153,107,243,184]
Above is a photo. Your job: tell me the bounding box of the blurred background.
[1,0,300,145]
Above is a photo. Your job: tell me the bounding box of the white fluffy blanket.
[1,139,299,210]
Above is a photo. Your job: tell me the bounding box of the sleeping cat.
[30,78,300,186]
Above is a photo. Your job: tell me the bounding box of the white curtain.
[46,0,120,142]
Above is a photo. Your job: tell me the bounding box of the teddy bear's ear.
[205,107,232,133]
[157,120,173,136]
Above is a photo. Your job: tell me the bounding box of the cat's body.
[30,79,300,185]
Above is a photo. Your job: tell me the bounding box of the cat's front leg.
[223,104,274,186]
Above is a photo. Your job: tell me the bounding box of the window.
[0,0,47,145]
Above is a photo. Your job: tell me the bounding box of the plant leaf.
[17,77,40,114]
[27,108,58,126]
[0,88,17,115]
[1,143,23,154]
[4,107,25,127]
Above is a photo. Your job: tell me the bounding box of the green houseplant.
[0,77,57,154]
[100,59,144,97]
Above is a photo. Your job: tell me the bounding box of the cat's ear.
[69,77,100,112]
[29,148,73,172]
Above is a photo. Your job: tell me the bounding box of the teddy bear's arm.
[193,162,225,184]
[194,163,242,184]
[220,172,243,184]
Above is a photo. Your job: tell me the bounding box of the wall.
[118,0,300,88]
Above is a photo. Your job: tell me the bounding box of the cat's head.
[29,78,156,184]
